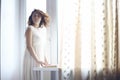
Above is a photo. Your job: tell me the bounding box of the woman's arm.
[25,27,43,65]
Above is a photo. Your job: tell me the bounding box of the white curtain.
[58,0,120,80]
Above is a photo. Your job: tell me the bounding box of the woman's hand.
[37,60,45,66]
[44,62,49,66]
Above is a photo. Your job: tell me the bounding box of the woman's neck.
[33,24,39,28]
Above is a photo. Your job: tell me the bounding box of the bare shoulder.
[25,26,32,36]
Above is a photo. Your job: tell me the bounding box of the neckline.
[31,25,44,29]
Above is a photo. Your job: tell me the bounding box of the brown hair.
[28,9,50,27]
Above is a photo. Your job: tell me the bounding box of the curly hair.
[28,9,50,27]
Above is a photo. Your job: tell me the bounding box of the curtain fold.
[59,0,120,80]
[74,0,82,80]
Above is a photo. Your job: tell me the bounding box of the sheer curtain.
[58,0,120,80]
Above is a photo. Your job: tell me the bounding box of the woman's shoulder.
[27,25,34,29]
[25,25,35,32]
[24,26,35,36]
[25,26,34,33]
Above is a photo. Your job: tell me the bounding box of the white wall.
[1,0,21,80]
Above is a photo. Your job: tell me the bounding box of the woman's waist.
[24,48,45,61]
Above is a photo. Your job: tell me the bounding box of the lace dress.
[23,25,47,80]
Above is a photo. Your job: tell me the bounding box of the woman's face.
[32,12,41,25]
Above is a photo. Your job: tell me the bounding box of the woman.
[23,9,50,80]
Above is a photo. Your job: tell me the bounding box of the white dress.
[23,25,47,80]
